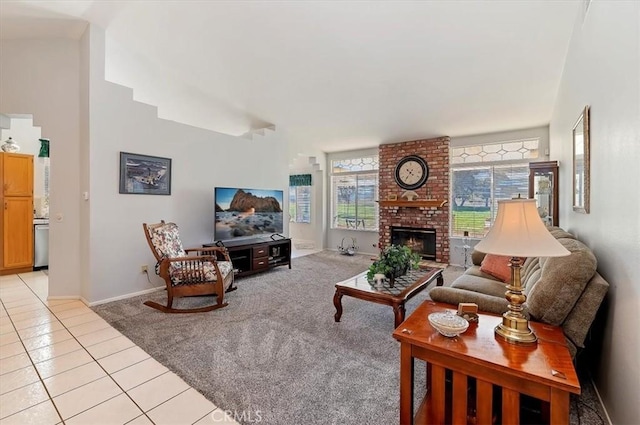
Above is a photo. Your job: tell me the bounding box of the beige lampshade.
[475,199,570,258]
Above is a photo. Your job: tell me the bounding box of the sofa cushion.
[562,272,609,349]
[451,273,507,299]
[548,227,576,240]
[148,222,187,259]
[480,254,513,282]
[525,237,597,326]
[521,257,541,288]
[464,265,502,281]
[429,286,508,315]
[471,250,487,266]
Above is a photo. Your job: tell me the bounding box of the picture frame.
[572,106,590,213]
[119,152,172,195]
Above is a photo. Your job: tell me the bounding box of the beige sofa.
[429,227,609,357]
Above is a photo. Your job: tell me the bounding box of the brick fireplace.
[378,137,450,264]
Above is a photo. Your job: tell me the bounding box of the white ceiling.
[0,1,580,153]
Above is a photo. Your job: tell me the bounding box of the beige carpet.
[93,252,605,425]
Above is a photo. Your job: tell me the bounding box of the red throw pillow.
[480,254,514,283]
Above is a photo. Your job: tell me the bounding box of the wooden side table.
[393,301,580,425]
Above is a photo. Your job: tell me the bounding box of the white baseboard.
[87,286,164,307]
[591,376,613,425]
[329,247,377,257]
[46,295,81,301]
[293,239,316,249]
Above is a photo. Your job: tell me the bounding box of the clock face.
[394,155,429,190]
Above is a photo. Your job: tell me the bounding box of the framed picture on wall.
[572,106,590,213]
[119,152,172,195]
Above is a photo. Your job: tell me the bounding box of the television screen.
[215,187,284,240]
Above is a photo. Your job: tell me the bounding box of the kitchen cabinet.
[3,153,33,196]
[1,152,34,275]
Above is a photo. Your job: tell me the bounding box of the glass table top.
[335,268,440,296]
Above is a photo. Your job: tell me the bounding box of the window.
[451,138,540,164]
[331,155,379,231]
[289,174,312,223]
[451,139,539,238]
[289,186,311,223]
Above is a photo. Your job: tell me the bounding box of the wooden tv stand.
[204,236,291,277]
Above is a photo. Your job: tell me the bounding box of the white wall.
[0,114,10,129]
[85,26,289,303]
[79,25,94,302]
[0,39,82,298]
[1,29,290,304]
[549,2,639,423]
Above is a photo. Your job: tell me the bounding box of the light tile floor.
[0,271,239,424]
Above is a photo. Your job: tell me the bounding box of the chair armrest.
[165,255,217,263]
[429,287,509,316]
[159,255,222,281]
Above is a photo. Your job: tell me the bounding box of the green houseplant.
[367,244,421,287]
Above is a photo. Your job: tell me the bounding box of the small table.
[333,267,443,328]
[393,301,581,425]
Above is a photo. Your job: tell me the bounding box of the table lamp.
[474,198,570,344]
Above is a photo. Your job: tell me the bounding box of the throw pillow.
[480,254,514,283]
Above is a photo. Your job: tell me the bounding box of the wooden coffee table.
[393,301,581,425]
[333,267,443,328]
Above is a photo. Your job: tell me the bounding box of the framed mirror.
[573,106,590,213]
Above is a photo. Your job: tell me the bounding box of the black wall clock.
[394,155,429,190]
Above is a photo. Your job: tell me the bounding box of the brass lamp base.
[495,314,538,344]
[494,256,538,345]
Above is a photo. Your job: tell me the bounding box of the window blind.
[289,174,312,187]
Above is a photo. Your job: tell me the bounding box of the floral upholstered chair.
[143,220,235,313]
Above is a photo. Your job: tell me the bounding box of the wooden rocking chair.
[143,220,236,313]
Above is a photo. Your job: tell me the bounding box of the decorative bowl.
[428,311,469,337]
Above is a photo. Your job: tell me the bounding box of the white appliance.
[34,218,48,268]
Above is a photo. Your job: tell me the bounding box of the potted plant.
[367,244,421,287]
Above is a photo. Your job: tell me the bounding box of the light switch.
[82,191,89,201]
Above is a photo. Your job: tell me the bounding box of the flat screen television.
[214,187,284,241]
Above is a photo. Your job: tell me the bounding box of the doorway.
[1,114,52,271]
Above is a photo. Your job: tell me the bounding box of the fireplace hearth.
[391,226,436,260]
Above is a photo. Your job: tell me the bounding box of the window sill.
[330,227,379,233]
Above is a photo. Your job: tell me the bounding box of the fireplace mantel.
[379,200,448,208]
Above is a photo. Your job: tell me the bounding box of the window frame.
[330,155,379,232]
[289,185,312,224]
[450,138,540,238]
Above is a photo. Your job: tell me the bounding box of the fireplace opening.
[391,226,436,260]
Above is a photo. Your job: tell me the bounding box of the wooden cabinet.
[529,161,559,227]
[3,153,33,196]
[1,153,34,275]
[251,244,270,271]
[205,237,291,277]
